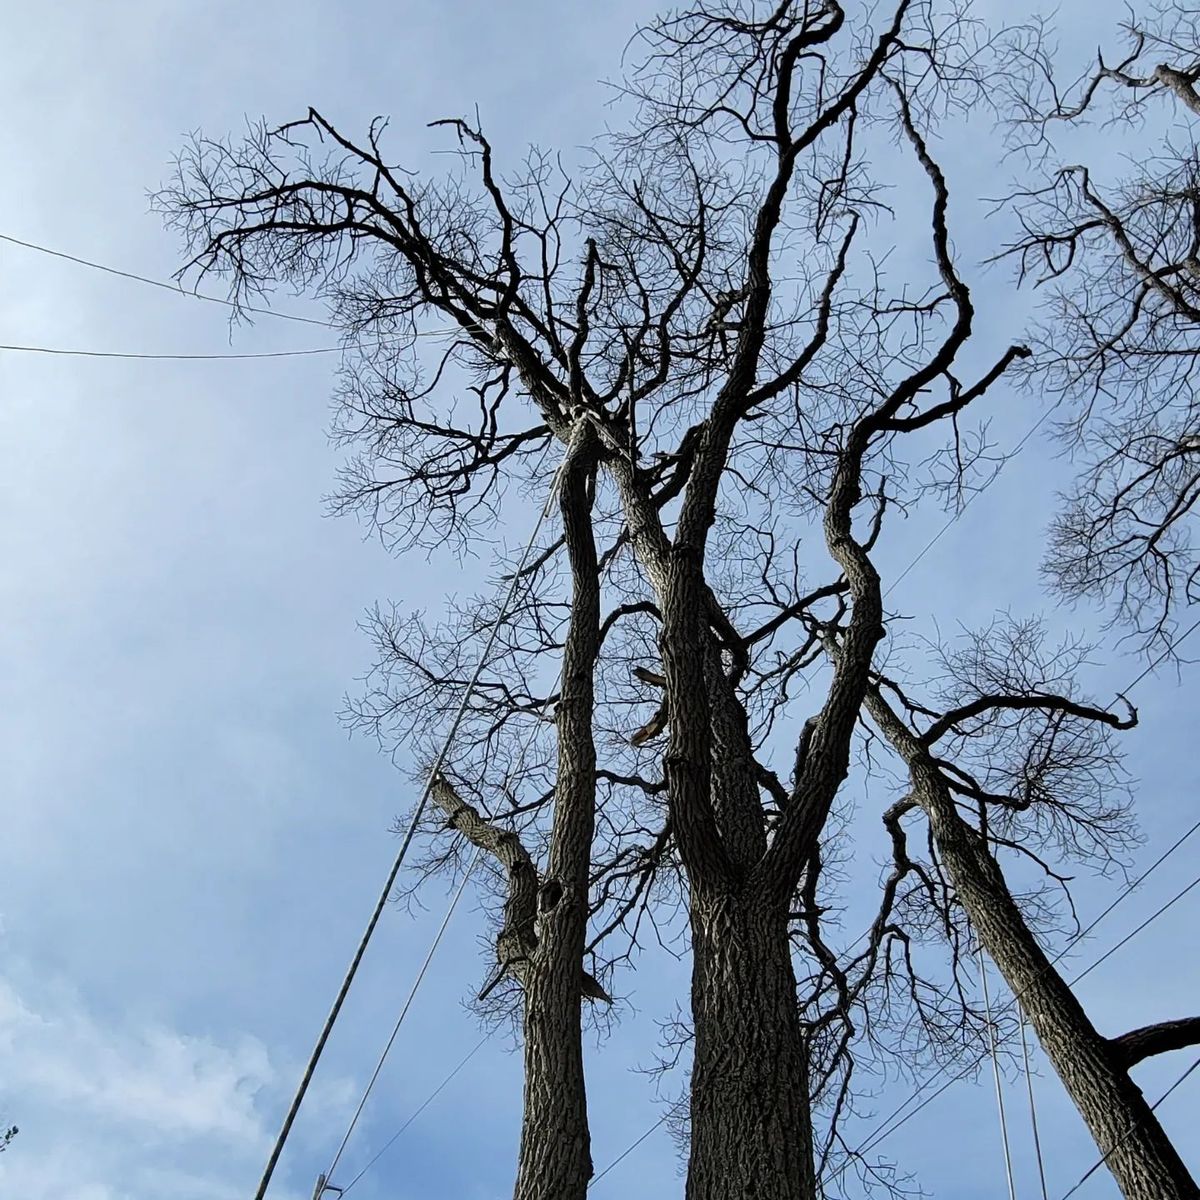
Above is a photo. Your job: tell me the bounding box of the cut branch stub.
[429,773,611,1003]
[630,664,669,747]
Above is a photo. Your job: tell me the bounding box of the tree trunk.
[512,441,601,1200]
[928,790,1199,1200]
[866,688,1198,1200]
[515,935,592,1200]
[687,889,816,1200]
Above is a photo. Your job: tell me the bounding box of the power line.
[1122,614,1200,695]
[0,230,473,361]
[1058,1054,1200,1200]
[0,342,343,361]
[337,1035,491,1197]
[251,429,578,1200]
[0,231,330,326]
[1019,1013,1051,1200]
[591,1104,682,1188]
[978,944,1018,1200]
[322,847,484,1189]
[1066,872,1200,992]
[883,405,1056,599]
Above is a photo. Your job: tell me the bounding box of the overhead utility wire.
[978,944,1019,1200]
[0,230,469,358]
[320,846,485,1193]
[1019,1012,1051,1200]
[0,342,344,361]
[0,231,329,325]
[337,1035,491,1197]
[326,654,567,1197]
[251,426,581,1200]
[1057,1054,1200,1200]
[884,408,1057,597]
[590,1101,684,1188]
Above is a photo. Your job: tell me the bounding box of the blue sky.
[0,3,1196,1199]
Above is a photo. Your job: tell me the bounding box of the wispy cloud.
[0,975,273,1144]
[0,970,346,1200]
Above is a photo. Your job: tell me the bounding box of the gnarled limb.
[428,774,609,1003]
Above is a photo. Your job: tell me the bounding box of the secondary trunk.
[514,931,592,1200]
[927,786,1198,1200]
[867,687,1198,1200]
[512,441,601,1200]
[687,890,816,1200]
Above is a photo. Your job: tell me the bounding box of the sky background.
[0,2,1196,1199]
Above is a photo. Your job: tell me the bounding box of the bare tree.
[999,2,1200,652]
[161,3,1200,1198]
[861,639,1199,1199]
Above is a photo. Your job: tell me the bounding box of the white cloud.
[0,971,351,1200]
[0,975,273,1145]
[0,961,366,1200]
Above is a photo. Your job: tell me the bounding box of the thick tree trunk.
[656,536,821,1200]
[515,937,592,1200]
[866,690,1198,1200]
[687,890,816,1200]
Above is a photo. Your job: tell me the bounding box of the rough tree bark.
[158,2,1200,1195]
[866,686,1200,1200]
[513,433,603,1200]
[426,435,604,1200]
[686,887,816,1197]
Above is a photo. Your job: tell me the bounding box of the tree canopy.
[161,3,1200,1197]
